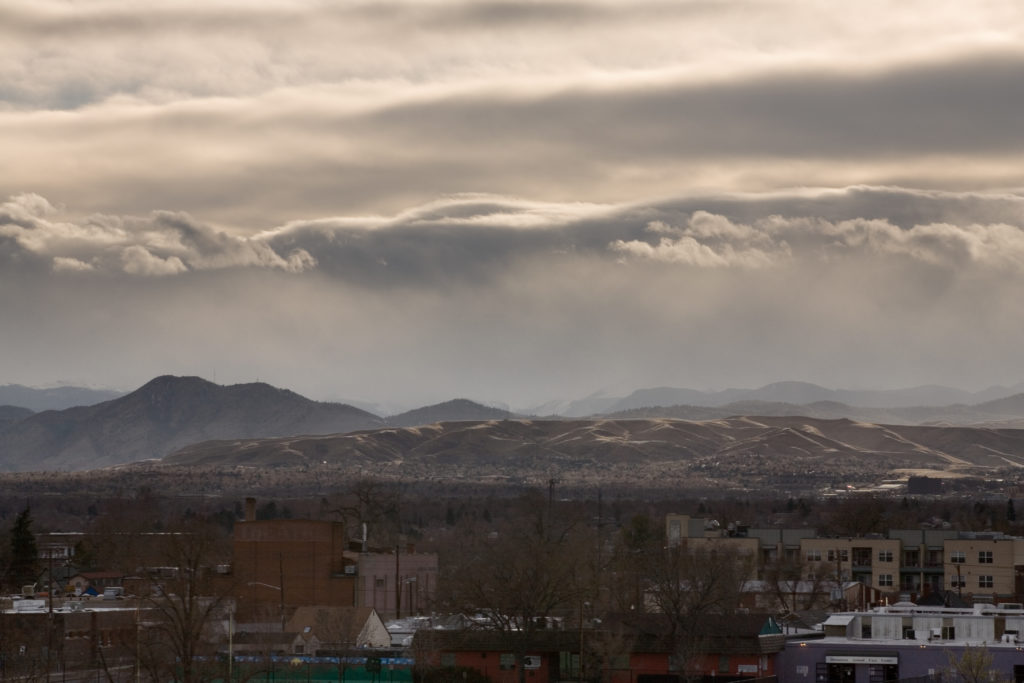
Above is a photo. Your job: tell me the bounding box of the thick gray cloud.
[2,187,1024,408]
[0,194,314,276]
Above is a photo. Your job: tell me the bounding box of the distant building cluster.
[13,506,1024,683]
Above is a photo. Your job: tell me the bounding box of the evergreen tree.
[6,506,39,591]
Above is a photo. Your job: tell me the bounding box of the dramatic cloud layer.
[2,1,1023,408]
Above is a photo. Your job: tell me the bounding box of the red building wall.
[233,519,355,613]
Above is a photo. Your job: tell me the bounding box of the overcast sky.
[3,1,1024,412]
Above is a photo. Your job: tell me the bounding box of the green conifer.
[7,505,39,591]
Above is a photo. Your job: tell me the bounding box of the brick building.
[232,500,438,621]
[232,511,356,619]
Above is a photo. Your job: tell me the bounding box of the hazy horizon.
[6,375,1024,418]
[4,2,1024,409]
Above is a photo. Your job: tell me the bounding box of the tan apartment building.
[800,536,901,593]
[889,528,959,595]
[944,535,1024,600]
[664,514,807,581]
[665,514,1024,604]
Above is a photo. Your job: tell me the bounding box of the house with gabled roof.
[286,605,391,652]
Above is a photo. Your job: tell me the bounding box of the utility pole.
[279,553,286,632]
[47,551,54,681]
[395,545,401,620]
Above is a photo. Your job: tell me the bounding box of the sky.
[3,1,1024,412]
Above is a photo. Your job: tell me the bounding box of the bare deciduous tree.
[643,543,752,679]
[945,646,1010,683]
[761,552,834,612]
[438,497,589,683]
[136,518,234,683]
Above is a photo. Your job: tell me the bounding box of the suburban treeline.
[2,476,1021,595]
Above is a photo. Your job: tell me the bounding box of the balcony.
[851,548,873,571]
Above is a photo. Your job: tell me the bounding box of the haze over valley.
[0,376,1022,500]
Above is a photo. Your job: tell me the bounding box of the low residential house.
[234,606,390,656]
[413,612,785,683]
[68,571,123,596]
[286,606,390,652]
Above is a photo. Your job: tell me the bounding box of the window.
[979,576,994,588]
[719,655,731,673]
[828,549,849,562]
[951,576,966,588]
[878,574,893,587]
[441,654,457,668]
[499,654,516,670]
[979,551,993,564]
[942,626,956,640]
[951,551,965,563]
[807,550,821,562]
[878,550,894,562]
[375,577,386,587]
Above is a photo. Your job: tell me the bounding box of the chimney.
[245,497,256,522]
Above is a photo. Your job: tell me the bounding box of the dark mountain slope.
[0,405,33,433]
[387,399,513,428]
[0,375,383,471]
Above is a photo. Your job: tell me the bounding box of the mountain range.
[161,415,1024,493]
[0,376,514,471]
[531,380,1024,417]
[0,383,124,412]
[605,394,1024,429]
[3,375,1024,474]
